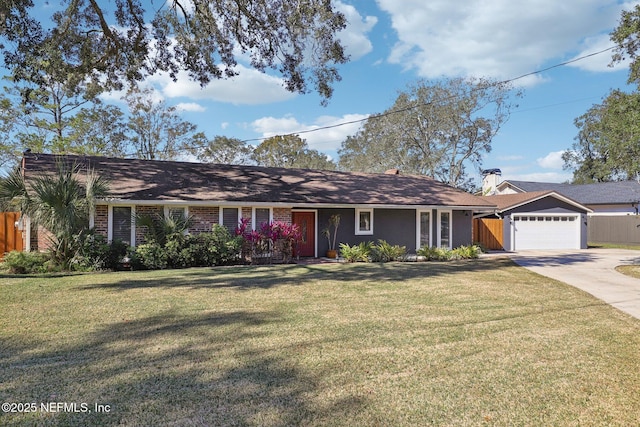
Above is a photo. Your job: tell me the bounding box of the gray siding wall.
[452,210,473,248]
[502,215,513,251]
[317,208,416,254]
[316,208,474,255]
[505,198,587,214]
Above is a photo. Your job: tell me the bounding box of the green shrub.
[451,244,481,259]
[136,226,242,270]
[75,233,129,271]
[339,241,372,262]
[134,243,168,270]
[201,225,243,266]
[163,233,192,268]
[417,245,481,261]
[416,246,451,261]
[1,251,51,274]
[371,240,407,262]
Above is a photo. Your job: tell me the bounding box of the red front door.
[292,211,315,257]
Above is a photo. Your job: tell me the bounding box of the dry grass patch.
[1,259,639,426]
[615,264,640,279]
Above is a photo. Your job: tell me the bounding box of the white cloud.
[376,0,628,84]
[174,102,206,112]
[496,165,572,183]
[336,1,378,59]
[503,171,573,183]
[149,65,297,105]
[250,113,369,153]
[567,34,629,73]
[537,150,566,169]
[497,154,525,162]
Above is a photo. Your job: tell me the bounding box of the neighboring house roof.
[480,191,591,213]
[497,180,640,206]
[22,153,496,209]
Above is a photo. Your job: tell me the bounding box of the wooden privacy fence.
[1,212,23,258]
[473,218,504,250]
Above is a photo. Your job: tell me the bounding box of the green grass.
[589,242,640,251]
[1,259,639,426]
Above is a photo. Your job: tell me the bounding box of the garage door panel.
[513,215,579,250]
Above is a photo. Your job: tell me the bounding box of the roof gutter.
[96,198,497,211]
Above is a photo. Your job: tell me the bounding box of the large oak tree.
[338,78,519,189]
[0,0,348,104]
[252,134,336,170]
[562,5,640,182]
[563,90,640,183]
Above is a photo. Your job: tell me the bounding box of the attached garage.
[511,214,581,250]
[479,191,591,251]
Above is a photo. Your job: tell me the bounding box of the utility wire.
[239,45,618,145]
[118,44,618,158]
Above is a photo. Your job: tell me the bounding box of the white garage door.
[512,214,580,250]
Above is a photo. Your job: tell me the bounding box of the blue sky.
[69,1,640,183]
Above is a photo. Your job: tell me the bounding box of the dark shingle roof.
[500,180,640,205]
[22,153,495,208]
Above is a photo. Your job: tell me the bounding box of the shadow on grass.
[0,310,361,426]
[78,257,519,292]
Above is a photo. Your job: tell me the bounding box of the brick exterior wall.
[273,208,292,224]
[86,204,292,245]
[94,205,108,237]
[136,205,162,244]
[36,224,54,252]
[190,206,219,234]
[242,207,252,220]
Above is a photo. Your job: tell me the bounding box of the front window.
[254,208,271,229]
[355,209,373,235]
[221,207,240,233]
[438,210,451,249]
[419,211,431,248]
[167,206,186,221]
[112,206,133,245]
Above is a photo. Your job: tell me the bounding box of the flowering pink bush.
[235,219,302,263]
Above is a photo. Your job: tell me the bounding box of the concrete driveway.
[506,249,640,320]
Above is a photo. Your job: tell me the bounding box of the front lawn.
[1,259,639,426]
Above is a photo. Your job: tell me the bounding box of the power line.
[117,45,618,158]
[239,45,618,145]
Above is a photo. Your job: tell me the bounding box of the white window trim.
[25,216,31,252]
[252,207,273,230]
[416,210,433,249]
[108,205,136,246]
[355,208,374,235]
[437,210,452,249]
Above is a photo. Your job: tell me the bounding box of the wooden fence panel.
[1,212,23,258]
[473,218,504,250]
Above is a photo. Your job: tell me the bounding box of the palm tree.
[0,160,109,269]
